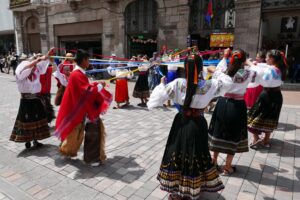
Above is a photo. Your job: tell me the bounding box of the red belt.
[139,71,147,75]
[182,108,204,117]
[224,93,244,100]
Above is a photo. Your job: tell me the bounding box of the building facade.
[10,0,299,60]
[0,0,15,54]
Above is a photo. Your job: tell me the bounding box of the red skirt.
[244,85,263,109]
[115,79,129,103]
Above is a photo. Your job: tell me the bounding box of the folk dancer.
[247,50,287,149]
[147,54,234,200]
[56,49,112,157]
[10,48,55,149]
[208,49,286,175]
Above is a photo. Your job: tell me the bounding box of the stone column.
[37,7,49,54]
[13,12,24,54]
[101,1,125,58]
[157,0,190,51]
[234,0,262,58]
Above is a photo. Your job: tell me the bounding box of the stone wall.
[13,0,264,58]
[234,0,262,58]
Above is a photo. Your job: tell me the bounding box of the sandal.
[221,166,236,176]
[250,139,262,150]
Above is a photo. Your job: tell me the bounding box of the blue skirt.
[167,71,178,83]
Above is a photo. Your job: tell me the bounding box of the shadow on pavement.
[254,138,300,158]
[17,143,145,183]
[53,154,145,183]
[277,122,299,131]
[17,143,58,158]
[229,164,300,192]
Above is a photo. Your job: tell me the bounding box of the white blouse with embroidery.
[15,60,50,94]
[214,59,283,95]
[107,67,133,79]
[147,72,233,110]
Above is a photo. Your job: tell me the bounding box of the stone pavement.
[0,73,300,200]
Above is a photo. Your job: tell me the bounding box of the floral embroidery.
[196,80,212,95]
[233,69,250,83]
[263,67,281,81]
[214,80,223,96]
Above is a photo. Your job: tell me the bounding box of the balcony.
[10,0,31,8]
[262,0,300,11]
[10,0,82,11]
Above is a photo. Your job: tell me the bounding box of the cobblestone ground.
[0,73,300,200]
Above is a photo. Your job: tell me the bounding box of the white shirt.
[74,65,103,91]
[147,72,233,110]
[107,67,133,79]
[15,60,49,94]
[53,63,68,87]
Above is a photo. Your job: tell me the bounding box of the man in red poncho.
[55,49,112,157]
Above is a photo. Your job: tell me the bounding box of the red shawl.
[55,70,112,141]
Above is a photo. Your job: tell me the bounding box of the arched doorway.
[26,16,41,53]
[125,0,158,58]
[189,0,235,52]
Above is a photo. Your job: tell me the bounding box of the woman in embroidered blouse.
[10,48,54,149]
[247,50,287,149]
[133,58,150,107]
[147,54,233,200]
[108,65,133,109]
[244,51,266,109]
[208,49,286,175]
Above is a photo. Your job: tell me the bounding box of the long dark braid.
[183,54,203,110]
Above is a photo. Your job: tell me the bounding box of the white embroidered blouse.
[15,60,50,94]
[147,72,233,110]
[214,59,283,95]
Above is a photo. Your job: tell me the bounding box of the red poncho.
[55,69,112,141]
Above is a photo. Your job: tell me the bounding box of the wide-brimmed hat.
[19,53,28,60]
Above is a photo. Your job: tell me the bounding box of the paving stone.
[134,187,153,198]
[119,186,136,198]
[34,189,52,200]
[26,185,43,195]
[150,187,166,199]
[0,78,300,200]
[0,193,6,200]
[20,181,36,191]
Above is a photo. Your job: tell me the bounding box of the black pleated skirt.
[10,97,50,142]
[247,88,283,134]
[208,97,248,155]
[40,93,55,123]
[157,112,224,199]
[133,73,150,98]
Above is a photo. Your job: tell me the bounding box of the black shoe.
[33,140,43,148]
[25,142,31,149]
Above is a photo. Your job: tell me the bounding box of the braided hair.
[183,54,203,109]
[227,49,247,77]
[267,50,288,80]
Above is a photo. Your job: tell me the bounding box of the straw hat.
[66,53,73,58]
[19,53,28,60]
